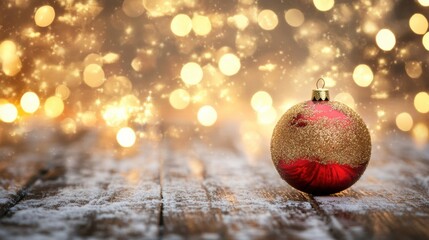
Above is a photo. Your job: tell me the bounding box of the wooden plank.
[0,125,63,216]
[313,133,429,240]
[1,124,428,239]
[160,124,334,239]
[0,130,162,239]
[160,126,225,239]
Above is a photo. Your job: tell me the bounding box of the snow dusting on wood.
[0,128,428,239]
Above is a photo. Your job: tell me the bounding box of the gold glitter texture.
[271,100,371,168]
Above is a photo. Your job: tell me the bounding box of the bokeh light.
[376,29,396,51]
[198,105,217,127]
[143,0,176,17]
[44,96,64,118]
[284,9,305,27]
[102,105,128,127]
[257,107,277,125]
[409,13,428,35]
[0,103,18,123]
[412,123,428,144]
[84,53,103,66]
[0,40,17,59]
[418,0,429,6]
[81,111,97,127]
[396,112,413,132]
[257,9,278,31]
[251,91,273,113]
[192,15,212,36]
[116,127,136,148]
[171,14,193,37]
[218,53,241,76]
[405,61,423,79]
[323,77,336,88]
[0,40,21,77]
[34,5,55,27]
[181,62,203,85]
[2,54,22,76]
[229,14,249,30]
[0,1,427,148]
[414,92,429,113]
[422,32,429,50]
[61,118,77,135]
[334,92,356,109]
[84,64,105,88]
[313,0,335,12]
[55,85,71,100]
[20,92,40,114]
[353,64,374,87]
[169,89,191,110]
[122,0,145,17]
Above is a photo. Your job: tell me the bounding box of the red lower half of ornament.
[277,158,367,195]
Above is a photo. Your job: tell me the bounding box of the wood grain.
[313,133,429,240]
[160,125,334,239]
[160,126,225,239]
[0,131,162,239]
[0,126,64,216]
[0,125,428,240]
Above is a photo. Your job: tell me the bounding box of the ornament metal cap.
[312,78,330,101]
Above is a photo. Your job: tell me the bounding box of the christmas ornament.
[271,78,371,195]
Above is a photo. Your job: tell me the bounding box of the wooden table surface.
[0,124,428,240]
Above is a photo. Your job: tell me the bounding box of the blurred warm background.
[0,0,428,150]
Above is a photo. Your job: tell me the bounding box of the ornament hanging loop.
[312,77,330,101]
[316,78,325,89]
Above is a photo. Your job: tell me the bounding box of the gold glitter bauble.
[271,81,371,195]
